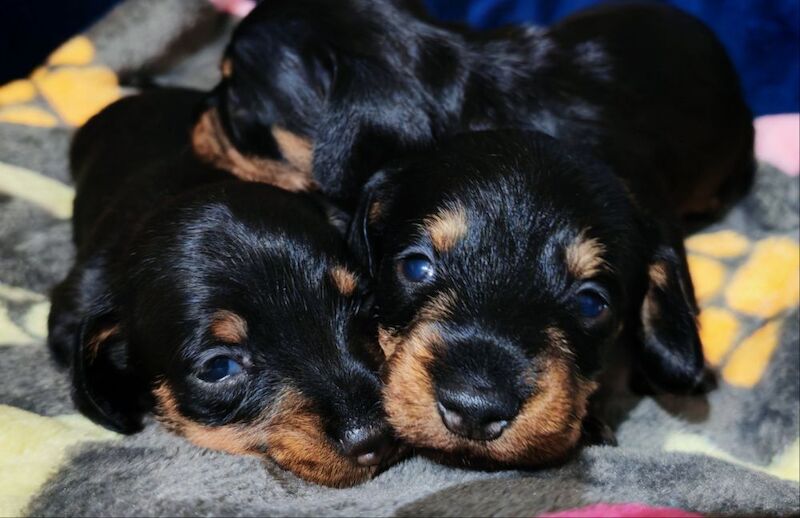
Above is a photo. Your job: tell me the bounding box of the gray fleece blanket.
[0,1,798,516]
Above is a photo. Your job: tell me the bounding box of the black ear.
[635,244,706,394]
[72,313,144,434]
[347,170,393,277]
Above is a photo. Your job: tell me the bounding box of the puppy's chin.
[191,107,317,193]
[380,324,598,467]
[153,383,377,487]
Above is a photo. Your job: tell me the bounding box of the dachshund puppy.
[348,130,706,468]
[48,89,396,487]
[196,0,753,215]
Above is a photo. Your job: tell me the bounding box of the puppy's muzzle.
[436,386,519,441]
[432,337,526,442]
[336,424,395,466]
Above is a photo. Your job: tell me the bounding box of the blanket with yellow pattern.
[0,1,797,516]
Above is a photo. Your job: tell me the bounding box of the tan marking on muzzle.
[153,383,379,487]
[378,291,456,359]
[382,325,598,467]
[545,326,572,356]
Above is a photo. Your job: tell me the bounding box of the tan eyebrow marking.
[565,231,607,278]
[210,310,248,343]
[425,205,468,253]
[329,265,358,296]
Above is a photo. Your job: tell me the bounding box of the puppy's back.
[69,89,217,246]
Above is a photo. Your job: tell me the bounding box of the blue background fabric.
[423,0,800,116]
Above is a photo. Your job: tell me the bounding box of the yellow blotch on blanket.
[0,283,47,346]
[725,237,800,318]
[0,161,74,219]
[664,432,800,482]
[686,230,750,259]
[698,307,740,366]
[33,66,120,126]
[0,106,58,127]
[47,36,95,66]
[21,302,50,341]
[687,254,726,304]
[722,320,783,387]
[0,80,36,106]
[0,405,118,517]
[0,304,37,345]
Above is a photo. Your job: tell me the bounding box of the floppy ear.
[634,243,706,394]
[72,312,144,434]
[347,170,393,277]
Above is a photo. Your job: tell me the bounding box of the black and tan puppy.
[196,0,753,216]
[348,130,706,468]
[47,89,396,487]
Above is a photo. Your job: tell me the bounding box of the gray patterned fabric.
[0,1,797,516]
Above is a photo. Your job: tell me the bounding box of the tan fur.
[191,108,316,192]
[264,390,378,487]
[425,205,468,253]
[272,127,313,172]
[368,201,383,224]
[378,326,401,358]
[210,310,248,344]
[383,337,598,465]
[329,266,358,297]
[221,58,233,78]
[378,291,455,359]
[85,324,120,362]
[419,290,457,322]
[381,323,441,439]
[382,301,597,466]
[566,232,607,279]
[545,326,572,356]
[648,262,669,289]
[153,383,376,487]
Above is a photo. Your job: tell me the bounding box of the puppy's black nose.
[338,425,394,466]
[436,386,519,441]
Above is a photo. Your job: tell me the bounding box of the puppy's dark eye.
[198,356,243,382]
[576,289,609,320]
[399,254,435,283]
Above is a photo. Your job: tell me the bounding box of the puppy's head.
[73,184,396,487]
[196,0,462,206]
[350,130,705,467]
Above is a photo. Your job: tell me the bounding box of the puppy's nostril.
[436,388,517,441]
[338,426,393,467]
[483,419,509,440]
[439,402,465,432]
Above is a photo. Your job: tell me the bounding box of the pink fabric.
[208,0,255,17]
[754,113,800,176]
[539,503,701,517]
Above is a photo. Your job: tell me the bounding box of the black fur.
[208,0,753,214]
[48,89,395,486]
[352,130,707,463]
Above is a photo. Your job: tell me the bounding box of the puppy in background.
[349,130,708,468]
[196,0,753,217]
[48,89,397,487]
